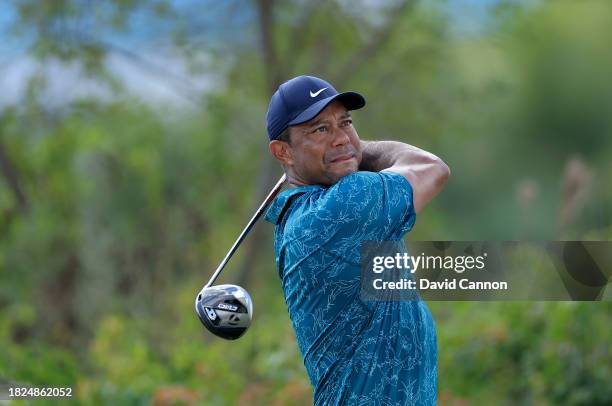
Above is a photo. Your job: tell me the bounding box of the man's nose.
[330,126,350,147]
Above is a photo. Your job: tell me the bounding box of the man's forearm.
[359,139,450,213]
[359,140,442,172]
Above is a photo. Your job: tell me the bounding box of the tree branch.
[284,0,327,75]
[230,0,286,289]
[256,0,283,92]
[0,137,29,214]
[332,0,415,89]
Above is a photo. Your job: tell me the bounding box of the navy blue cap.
[266,75,366,141]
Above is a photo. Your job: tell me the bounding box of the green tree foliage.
[0,0,611,404]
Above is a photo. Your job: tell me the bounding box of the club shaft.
[205,174,287,287]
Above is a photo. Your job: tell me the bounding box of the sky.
[0,0,506,109]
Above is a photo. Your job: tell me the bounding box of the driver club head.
[195,284,253,340]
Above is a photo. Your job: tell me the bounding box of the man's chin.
[328,162,359,184]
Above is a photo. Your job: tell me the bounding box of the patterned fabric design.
[265,171,437,405]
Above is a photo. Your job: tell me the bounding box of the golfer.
[265,75,450,405]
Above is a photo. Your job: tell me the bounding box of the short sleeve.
[315,171,416,242]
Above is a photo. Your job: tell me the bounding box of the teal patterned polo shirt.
[265,171,437,405]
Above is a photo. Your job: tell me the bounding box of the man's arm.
[359,140,450,214]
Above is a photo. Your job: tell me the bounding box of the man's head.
[266,75,366,186]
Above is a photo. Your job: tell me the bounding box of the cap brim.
[288,92,366,126]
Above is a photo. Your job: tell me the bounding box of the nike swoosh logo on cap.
[310,88,328,98]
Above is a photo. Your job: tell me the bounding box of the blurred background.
[1,0,611,404]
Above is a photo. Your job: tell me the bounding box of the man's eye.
[315,126,328,133]
[341,120,353,127]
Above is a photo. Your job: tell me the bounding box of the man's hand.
[359,140,450,214]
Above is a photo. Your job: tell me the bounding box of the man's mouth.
[330,153,355,163]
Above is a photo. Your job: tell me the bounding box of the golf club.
[195,174,287,340]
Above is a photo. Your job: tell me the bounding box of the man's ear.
[269,140,294,165]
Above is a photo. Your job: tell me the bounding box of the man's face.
[276,101,362,186]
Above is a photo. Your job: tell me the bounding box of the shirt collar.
[265,185,319,225]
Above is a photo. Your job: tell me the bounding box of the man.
[264,75,450,405]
